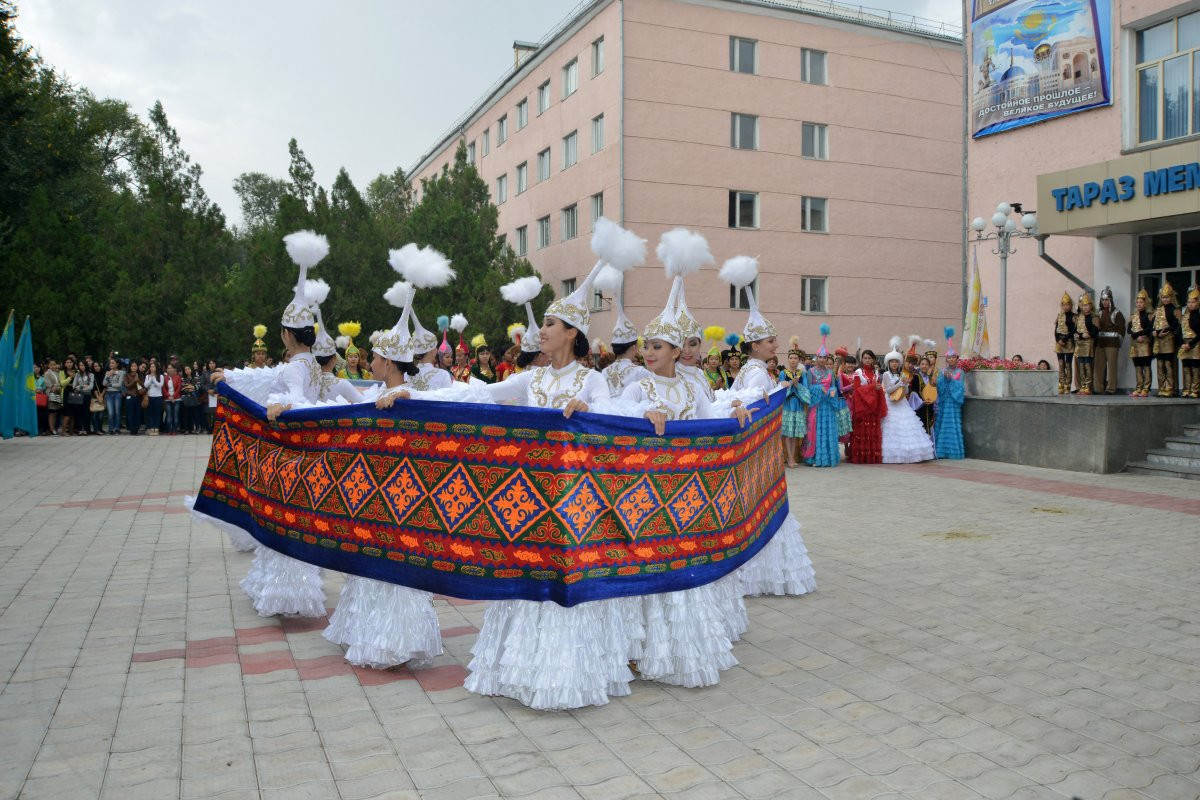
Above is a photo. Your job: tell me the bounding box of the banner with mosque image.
[193,383,789,607]
[972,0,1112,138]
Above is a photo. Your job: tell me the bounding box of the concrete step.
[1164,435,1200,454]
[1184,423,1200,437]
[1146,449,1200,468]
[1126,460,1200,480]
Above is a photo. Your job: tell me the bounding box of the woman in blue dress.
[935,327,965,459]
[802,325,841,467]
[779,337,808,467]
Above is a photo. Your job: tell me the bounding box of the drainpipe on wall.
[1037,235,1093,295]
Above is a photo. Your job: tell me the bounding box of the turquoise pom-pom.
[437,315,450,332]
[819,323,830,336]
[944,325,955,339]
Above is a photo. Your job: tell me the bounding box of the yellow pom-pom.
[470,333,488,349]
[253,324,267,339]
[337,321,361,338]
[703,325,725,343]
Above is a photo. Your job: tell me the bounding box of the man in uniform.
[1179,286,1200,398]
[1153,283,1182,398]
[1094,287,1126,395]
[1054,291,1076,394]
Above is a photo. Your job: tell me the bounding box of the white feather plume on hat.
[384,281,413,309]
[304,279,330,307]
[500,276,543,305]
[389,244,455,288]
[718,255,759,288]
[656,228,714,278]
[450,313,468,332]
[592,265,623,293]
[889,335,903,351]
[335,335,350,350]
[283,230,329,270]
[591,217,646,272]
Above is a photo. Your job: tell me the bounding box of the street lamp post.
[970,202,1038,359]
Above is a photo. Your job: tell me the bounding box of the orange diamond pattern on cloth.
[431,463,484,531]
[486,470,549,543]
[276,453,304,502]
[303,455,336,507]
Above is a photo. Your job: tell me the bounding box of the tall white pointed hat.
[388,243,455,354]
[305,279,337,357]
[592,265,638,345]
[375,281,416,362]
[656,228,713,343]
[544,217,645,335]
[719,255,776,343]
[280,231,330,329]
[501,276,544,354]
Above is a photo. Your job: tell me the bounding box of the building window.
[537,148,551,181]
[497,115,508,145]
[1135,12,1200,144]
[495,174,508,205]
[731,113,758,150]
[590,192,604,224]
[466,140,476,164]
[801,48,827,84]
[591,285,606,311]
[1135,229,1200,302]
[516,98,528,130]
[561,278,576,296]
[801,276,827,313]
[591,114,605,153]
[802,122,828,159]
[730,279,758,310]
[592,37,605,77]
[562,204,578,240]
[537,216,552,249]
[728,190,759,229]
[482,129,490,156]
[537,80,551,114]
[516,225,528,256]
[563,130,578,169]
[802,197,828,232]
[730,37,757,74]
[563,58,579,98]
[516,162,528,194]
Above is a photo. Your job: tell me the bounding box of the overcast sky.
[16,0,961,227]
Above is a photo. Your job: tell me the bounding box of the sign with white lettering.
[971,0,1111,138]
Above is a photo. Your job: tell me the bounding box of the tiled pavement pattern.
[1,434,1198,800]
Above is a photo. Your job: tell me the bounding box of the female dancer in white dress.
[615,281,752,687]
[718,256,817,598]
[880,340,935,464]
[321,278,443,668]
[593,266,649,397]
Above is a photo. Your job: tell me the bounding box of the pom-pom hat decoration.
[281,230,330,328]
[884,335,904,366]
[252,324,268,354]
[450,314,469,354]
[817,323,831,358]
[501,276,544,354]
[656,228,713,342]
[944,325,957,357]
[545,217,645,335]
[303,279,337,358]
[338,321,362,355]
[389,244,454,354]
[593,265,638,345]
[719,255,776,342]
[507,322,526,345]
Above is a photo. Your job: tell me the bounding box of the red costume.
[847,366,886,463]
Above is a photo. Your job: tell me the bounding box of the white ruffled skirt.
[323,576,442,668]
[736,514,817,597]
[464,598,637,711]
[240,546,326,617]
[881,400,935,464]
[638,582,738,688]
[185,495,257,552]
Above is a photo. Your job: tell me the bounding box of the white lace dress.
[616,374,744,686]
[880,371,935,464]
[724,359,818,597]
[601,358,651,398]
[463,361,639,710]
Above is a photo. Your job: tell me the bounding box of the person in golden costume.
[1127,289,1154,397]
[1179,286,1200,399]
[1153,283,1182,397]
[1073,292,1099,395]
[1053,291,1076,394]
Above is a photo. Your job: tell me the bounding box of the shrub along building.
[409,0,963,353]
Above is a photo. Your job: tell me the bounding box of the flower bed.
[957,357,1039,372]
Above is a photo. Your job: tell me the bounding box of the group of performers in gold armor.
[1055,283,1200,398]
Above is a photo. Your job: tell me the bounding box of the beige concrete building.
[411,0,963,352]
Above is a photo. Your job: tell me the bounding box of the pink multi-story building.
[968,0,1200,387]
[411,0,963,353]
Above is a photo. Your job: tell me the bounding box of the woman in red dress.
[847,349,886,463]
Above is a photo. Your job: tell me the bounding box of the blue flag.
[12,317,37,437]
[0,311,13,439]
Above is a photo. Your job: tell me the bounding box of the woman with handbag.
[71,363,94,436]
[144,362,165,435]
[181,365,200,433]
[161,364,181,435]
[61,357,81,435]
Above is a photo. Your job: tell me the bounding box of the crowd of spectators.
[33,353,220,436]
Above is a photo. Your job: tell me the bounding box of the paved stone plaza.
[1,434,1198,800]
